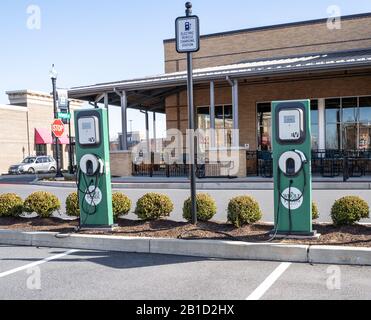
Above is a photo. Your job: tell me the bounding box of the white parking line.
[246,262,292,300]
[0,249,79,279]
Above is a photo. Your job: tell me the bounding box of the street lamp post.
[49,64,63,178]
[67,101,74,174]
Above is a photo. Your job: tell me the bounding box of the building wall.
[166,71,371,150]
[164,14,371,73]
[0,90,83,174]
[0,105,29,174]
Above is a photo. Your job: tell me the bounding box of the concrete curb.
[150,238,309,262]
[1,229,371,266]
[308,245,371,266]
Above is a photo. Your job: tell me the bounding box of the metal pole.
[233,79,239,147]
[153,112,157,152]
[67,101,74,174]
[121,91,128,151]
[210,81,216,149]
[186,2,197,225]
[145,111,150,155]
[51,75,63,178]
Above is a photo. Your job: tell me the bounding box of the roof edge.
[163,12,371,43]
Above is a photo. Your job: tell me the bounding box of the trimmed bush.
[312,202,320,220]
[135,193,173,221]
[112,192,131,219]
[0,193,23,217]
[66,192,80,217]
[65,192,132,219]
[183,193,217,222]
[227,196,262,228]
[331,196,369,226]
[23,192,61,218]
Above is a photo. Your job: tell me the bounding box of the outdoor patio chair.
[258,151,273,178]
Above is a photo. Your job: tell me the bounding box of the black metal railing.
[132,149,371,179]
[247,149,371,179]
[132,153,235,178]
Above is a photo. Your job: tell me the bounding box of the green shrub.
[331,196,369,226]
[112,192,132,219]
[135,193,173,221]
[23,192,61,218]
[183,193,217,222]
[66,192,80,217]
[312,202,320,220]
[0,193,23,217]
[227,196,262,227]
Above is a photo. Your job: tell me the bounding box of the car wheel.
[28,168,35,174]
[49,167,56,173]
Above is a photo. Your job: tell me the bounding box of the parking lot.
[1,245,371,300]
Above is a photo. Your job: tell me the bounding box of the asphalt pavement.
[0,245,370,300]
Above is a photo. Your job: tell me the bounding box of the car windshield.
[22,157,36,164]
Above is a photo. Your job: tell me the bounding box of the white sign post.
[176,15,200,53]
[175,2,200,225]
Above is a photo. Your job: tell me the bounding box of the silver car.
[8,156,57,174]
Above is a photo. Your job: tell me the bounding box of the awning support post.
[227,77,239,147]
[114,89,129,151]
[210,81,216,149]
[153,112,157,152]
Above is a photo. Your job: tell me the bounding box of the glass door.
[359,97,371,150]
[342,97,358,150]
[257,103,272,151]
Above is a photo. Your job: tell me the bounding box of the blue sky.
[1,0,371,139]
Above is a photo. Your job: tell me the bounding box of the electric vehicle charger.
[75,154,105,229]
[271,100,316,239]
[75,108,114,229]
[269,149,307,240]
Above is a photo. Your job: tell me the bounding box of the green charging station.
[272,100,315,237]
[75,108,114,228]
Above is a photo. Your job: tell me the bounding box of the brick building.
[0,90,83,174]
[69,13,371,177]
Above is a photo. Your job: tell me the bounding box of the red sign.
[52,119,65,138]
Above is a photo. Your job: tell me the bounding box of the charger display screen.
[78,116,100,146]
[278,108,304,142]
[284,116,296,124]
[82,122,92,130]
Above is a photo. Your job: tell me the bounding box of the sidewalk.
[34,176,371,190]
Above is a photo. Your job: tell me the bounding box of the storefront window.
[197,107,210,130]
[197,105,233,148]
[35,144,47,156]
[359,97,371,123]
[342,98,358,150]
[359,97,371,149]
[257,103,272,151]
[324,96,371,150]
[325,99,341,150]
[311,100,319,150]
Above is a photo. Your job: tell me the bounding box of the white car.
[8,156,57,174]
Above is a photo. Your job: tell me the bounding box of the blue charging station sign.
[176,15,200,53]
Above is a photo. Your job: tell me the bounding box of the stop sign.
[52,119,65,138]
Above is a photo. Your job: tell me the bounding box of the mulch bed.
[0,217,371,247]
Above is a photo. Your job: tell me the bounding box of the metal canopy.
[68,48,371,113]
